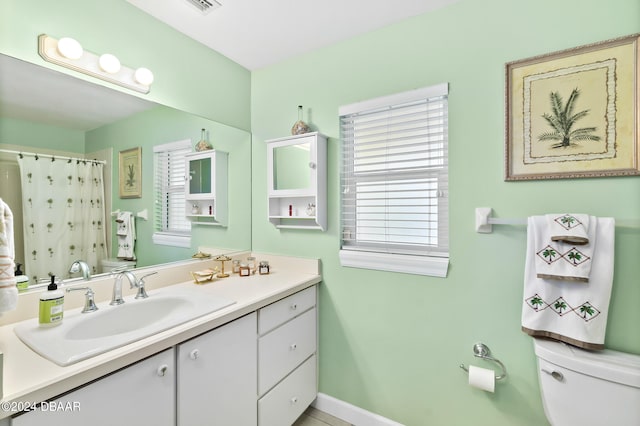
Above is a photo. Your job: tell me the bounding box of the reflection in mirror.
[0,54,251,292]
[189,157,212,194]
[273,143,311,191]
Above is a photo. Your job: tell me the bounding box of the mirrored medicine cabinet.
[266,132,327,230]
[185,150,228,226]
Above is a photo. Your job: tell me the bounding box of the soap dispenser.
[39,276,64,327]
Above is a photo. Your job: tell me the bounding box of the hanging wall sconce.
[38,34,154,94]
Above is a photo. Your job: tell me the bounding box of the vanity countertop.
[0,267,320,419]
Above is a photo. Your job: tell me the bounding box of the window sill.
[339,249,449,277]
[152,232,191,248]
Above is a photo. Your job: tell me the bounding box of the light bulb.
[57,37,83,60]
[98,54,121,74]
[134,67,154,86]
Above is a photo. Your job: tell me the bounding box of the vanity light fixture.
[38,34,153,94]
[98,53,121,74]
[57,37,83,60]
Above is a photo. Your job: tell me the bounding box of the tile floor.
[293,407,353,426]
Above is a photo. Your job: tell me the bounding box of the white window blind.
[339,83,449,276]
[153,140,191,247]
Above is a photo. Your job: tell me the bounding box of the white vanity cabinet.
[266,132,327,230]
[177,312,257,426]
[257,286,318,426]
[12,349,175,426]
[9,285,318,426]
[184,150,228,226]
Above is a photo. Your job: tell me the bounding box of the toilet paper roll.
[468,365,495,392]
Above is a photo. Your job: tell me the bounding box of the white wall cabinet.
[12,349,175,426]
[266,132,327,230]
[177,312,257,426]
[185,150,228,226]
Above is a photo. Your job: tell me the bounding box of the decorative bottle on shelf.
[195,128,213,151]
[291,105,310,135]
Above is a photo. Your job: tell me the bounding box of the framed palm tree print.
[505,34,640,180]
[119,147,142,198]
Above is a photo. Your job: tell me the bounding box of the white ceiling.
[126,0,459,70]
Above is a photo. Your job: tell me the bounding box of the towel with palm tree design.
[534,214,594,282]
[548,213,589,245]
[521,215,615,351]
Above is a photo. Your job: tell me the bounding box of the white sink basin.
[14,286,235,366]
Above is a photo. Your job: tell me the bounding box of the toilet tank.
[534,338,640,426]
[100,258,137,274]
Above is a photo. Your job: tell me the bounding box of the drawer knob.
[157,364,169,377]
[290,303,298,311]
[290,343,298,351]
[190,349,200,360]
[290,397,298,404]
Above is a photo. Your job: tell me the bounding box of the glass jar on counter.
[247,256,257,274]
[258,261,270,275]
[239,263,250,277]
[232,259,240,274]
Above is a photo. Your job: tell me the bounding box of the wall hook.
[459,343,507,381]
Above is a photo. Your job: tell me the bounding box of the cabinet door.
[13,349,175,426]
[188,155,212,196]
[177,312,257,426]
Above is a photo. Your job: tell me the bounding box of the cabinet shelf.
[268,215,317,220]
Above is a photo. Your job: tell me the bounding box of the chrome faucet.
[68,260,91,280]
[110,270,158,305]
[66,286,98,313]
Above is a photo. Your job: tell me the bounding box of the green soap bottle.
[39,276,64,327]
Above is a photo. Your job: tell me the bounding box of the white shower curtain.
[18,156,107,282]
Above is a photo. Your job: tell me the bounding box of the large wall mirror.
[0,54,252,290]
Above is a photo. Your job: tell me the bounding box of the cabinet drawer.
[258,354,317,426]
[258,308,316,396]
[259,286,316,335]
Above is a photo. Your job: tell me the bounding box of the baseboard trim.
[312,392,405,426]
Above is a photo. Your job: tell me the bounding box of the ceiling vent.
[184,0,221,14]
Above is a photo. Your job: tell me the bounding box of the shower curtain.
[18,156,107,282]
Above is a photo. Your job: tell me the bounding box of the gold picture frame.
[505,34,640,180]
[119,147,142,198]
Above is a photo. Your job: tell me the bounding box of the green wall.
[0,117,85,151]
[87,106,252,267]
[251,0,640,424]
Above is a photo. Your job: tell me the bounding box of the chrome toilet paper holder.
[459,343,507,381]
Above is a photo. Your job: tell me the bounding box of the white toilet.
[100,258,137,273]
[534,338,640,426]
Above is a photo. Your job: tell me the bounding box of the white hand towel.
[0,199,18,314]
[547,213,589,245]
[116,211,136,260]
[522,216,615,350]
[116,211,129,236]
[534,215,594,282]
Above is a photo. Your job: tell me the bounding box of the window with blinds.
[339,83,449,277]
[152,140,191,248]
